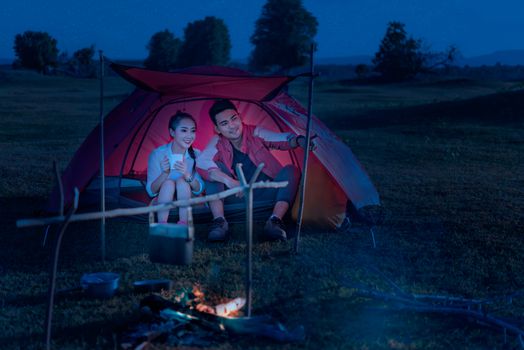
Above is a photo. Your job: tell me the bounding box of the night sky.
[2,0,523,60]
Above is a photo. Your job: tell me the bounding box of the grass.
[0,69,133,197]
[1,68,524,349]
[287,77,521,125]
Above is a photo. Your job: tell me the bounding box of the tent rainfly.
[48,64,380,229]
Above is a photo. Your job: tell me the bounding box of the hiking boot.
[336,216,352,233]
[263,216,287,241]
[208,217,229,242]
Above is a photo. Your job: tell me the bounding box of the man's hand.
[227,178,244,198]
[296,135,317,151]
[227,178,240,189]
[209,168,244,198]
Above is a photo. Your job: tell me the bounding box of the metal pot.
[80,272,119,298]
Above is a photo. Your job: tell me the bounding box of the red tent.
[48,64,380,228]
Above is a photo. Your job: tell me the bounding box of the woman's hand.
[173,159,190,179]
[161,156,170,174]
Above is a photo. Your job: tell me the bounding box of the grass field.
[1,68,523,349]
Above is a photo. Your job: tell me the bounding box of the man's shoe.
[208,217,229,242]
[263,216,287,241]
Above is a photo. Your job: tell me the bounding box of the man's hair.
[209,99,237,125]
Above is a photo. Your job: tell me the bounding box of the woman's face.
[170,117,196,151]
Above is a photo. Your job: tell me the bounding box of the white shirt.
[146,142,204,197]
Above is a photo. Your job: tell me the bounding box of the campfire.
[167,284,246,318]
[194,295,246,318]
[120,284,304,349]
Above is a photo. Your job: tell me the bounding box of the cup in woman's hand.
[169,153,184,169]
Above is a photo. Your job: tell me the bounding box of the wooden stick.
[245,180,254,317]
[17,181,288,228]
[53,160,63,217]
[349,283,524,345]
[249,163,265,185]
[233,163,265,318]
[99,51,106,262]
[396,304,524,339]
[236,163,248,187]
[45,188,79,350]
[413,294,485,305]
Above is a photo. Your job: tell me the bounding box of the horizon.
[2,49,524,67]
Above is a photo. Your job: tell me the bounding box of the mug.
[169,153,184,169]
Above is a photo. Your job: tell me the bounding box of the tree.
[249,0,318,72]
[372,22,424,81]
[13,31,59,73]
[177,16,231,68]
[355,64,370,79]
[144,30,181,71]
[423,45,460,73]
[70,45,96,78]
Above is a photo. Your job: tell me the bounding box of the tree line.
[11,0,456,81]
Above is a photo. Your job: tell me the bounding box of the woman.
[146,111,204,224]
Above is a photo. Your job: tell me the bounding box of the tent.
[48,64,380,229]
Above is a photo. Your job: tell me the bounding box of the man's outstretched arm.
[208,168,240,189]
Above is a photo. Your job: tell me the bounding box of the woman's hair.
[168,111,197,176]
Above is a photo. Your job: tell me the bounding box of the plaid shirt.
[197,124,295,180]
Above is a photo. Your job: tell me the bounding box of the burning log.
[215,297,246,317]
[132,291,305,347]
[191,285,246,317]
[159,305,305,342]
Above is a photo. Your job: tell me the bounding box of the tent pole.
[99,51,106,262]
[245,184,253,317]
[294,44,316,254]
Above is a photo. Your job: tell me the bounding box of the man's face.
[214,108,243,141]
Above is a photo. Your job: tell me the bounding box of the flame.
[192,284,216,314]
[192,284,205,300]
[191,284,245,317]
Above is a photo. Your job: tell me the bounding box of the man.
[197,99,310,241]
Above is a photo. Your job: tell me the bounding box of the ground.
[1,68,523,349]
